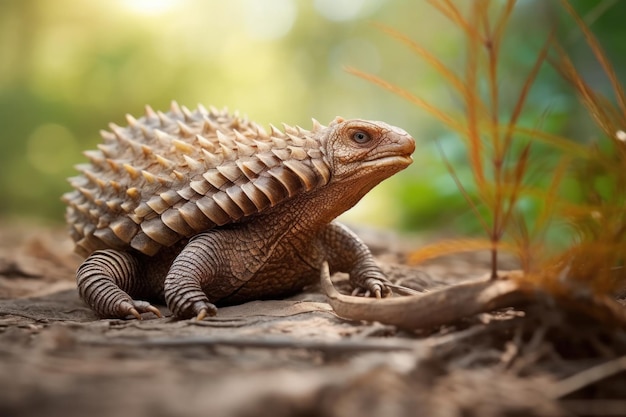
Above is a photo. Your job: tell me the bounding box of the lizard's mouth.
[366,152,413,170]
[369,133,416,169]
[375,154,413,167]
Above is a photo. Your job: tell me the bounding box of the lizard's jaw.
[369,154,413,169]
[362,134,415,172]
[328,120,416,182]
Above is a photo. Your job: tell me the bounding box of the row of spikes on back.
[72,101,328,191]
[67,151,332,256]
[65,103,332,255]
[119,101,326,160]
[68,144,331,227]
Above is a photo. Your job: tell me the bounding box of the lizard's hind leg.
[76,249,162,320]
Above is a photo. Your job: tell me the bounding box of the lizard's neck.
[249,177,376,240]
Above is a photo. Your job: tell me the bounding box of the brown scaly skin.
[68,104,415,320]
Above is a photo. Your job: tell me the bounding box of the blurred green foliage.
[1,0,625,233]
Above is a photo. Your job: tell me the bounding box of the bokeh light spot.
[243,0,297,40]
[118,0,180,16]
[27,124,78,175]
[314,0,384,21]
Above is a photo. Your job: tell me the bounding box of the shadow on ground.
[0,224,624,417]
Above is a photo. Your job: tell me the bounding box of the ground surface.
[0,222,625,417]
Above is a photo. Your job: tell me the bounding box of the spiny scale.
[63,102,331,257]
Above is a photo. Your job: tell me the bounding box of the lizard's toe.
[118,299,163,320]
[194,301,218,320]
[351,287,371,297]
[374,287,382,299]
[177,300,217,320]
[195,308,210,321]
[352,278,392,299]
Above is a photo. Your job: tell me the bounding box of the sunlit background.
[1,0,625,233]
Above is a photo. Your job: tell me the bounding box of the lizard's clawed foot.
[195,303,218,321]
[351,278,392,299]
[164,282,219,320]
[118,299,163,320]
[176,300,218,320]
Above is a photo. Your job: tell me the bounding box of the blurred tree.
[0,0,433,225]
[0,0,625,235]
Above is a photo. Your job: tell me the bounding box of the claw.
[121,300,162,320]
[147,305,163,318]
[196,308,208,321]
[350,278,392,299]
[374,288,382,299]
[193,301,217,320]
[129,307,142,321]
[351,288,371,297]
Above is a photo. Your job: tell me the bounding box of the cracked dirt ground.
[0,223,624,417]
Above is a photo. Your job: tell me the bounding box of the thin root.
[549,355,626,398]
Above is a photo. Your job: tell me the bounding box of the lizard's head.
[321,117,415,185]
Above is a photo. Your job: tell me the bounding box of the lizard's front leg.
[164,232,225,320]
[77,250,162,319]
[320,222,392,298]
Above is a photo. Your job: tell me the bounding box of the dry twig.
[321,261,531,330]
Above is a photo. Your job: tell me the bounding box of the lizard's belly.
[215,259,321,305]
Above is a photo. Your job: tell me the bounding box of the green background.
[1,0,624,233]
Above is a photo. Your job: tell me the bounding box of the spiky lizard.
[63,102,415,320]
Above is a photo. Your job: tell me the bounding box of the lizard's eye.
[351,131,371,144]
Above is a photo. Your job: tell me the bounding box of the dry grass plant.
[349,0,626,309]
